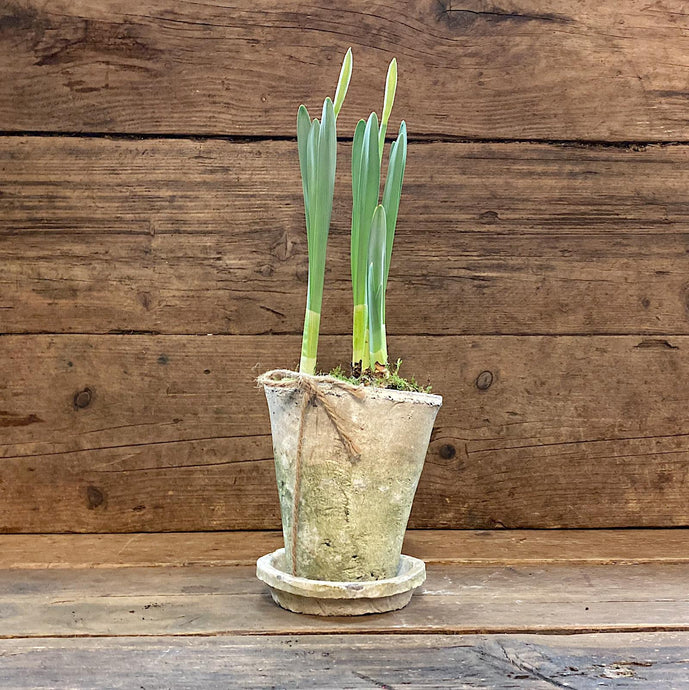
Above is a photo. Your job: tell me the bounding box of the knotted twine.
[257,370,366,574]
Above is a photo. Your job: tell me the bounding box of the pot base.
[256,548,426,616]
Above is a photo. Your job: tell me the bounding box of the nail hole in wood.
[476,371,493,390]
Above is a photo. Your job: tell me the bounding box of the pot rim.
[257,368,442,407]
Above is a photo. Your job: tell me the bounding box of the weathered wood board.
[3,137,689,336]
[4,529,689,569]
[1,562,689,637]
[5,0,689,536]
[2,632,688,689]
[3,334,689,531]
[4,1,689,140]
[1,534,687,688]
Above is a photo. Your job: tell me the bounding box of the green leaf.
[351,112,380,306]
[306,117,320,246]
[381,59,397,126]
[350,118,366,280]
[351,114,380,368]
[313,97,337,282]
[378,58,397,157]
[381,120,407,290]
[378,123,387,165]
[333,48,353,117]
[367,204,388,366]
[303,99,337,316]
[299,99,338,373]
[297,105,312,232]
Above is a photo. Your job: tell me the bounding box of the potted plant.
[256,50,442,615]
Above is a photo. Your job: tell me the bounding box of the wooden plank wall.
[2,0,689,531]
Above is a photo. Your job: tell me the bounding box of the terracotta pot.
[258,369,442,582]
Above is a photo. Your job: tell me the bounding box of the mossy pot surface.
[258,369,442,584]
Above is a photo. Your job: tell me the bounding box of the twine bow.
[257,369,364,462]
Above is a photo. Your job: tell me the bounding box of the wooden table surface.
[2,529,688,688]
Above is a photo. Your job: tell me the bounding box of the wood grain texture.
[3,137,689,336]
[2,334,689,531]
[4,1,689,140]
[4,529,689,569]
[2,632,688,689]
[1,563,689,637]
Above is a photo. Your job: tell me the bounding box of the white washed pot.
[258,369,442,583]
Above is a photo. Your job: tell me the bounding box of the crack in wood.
[467,430,689,455]
[1,131,688,148]
[258,305,286,319]
[0,433,272,461]
[92,458,274,474]
[2,621,689,643]
[495,640,572,689]
[438,2,572,26]
[0,412,43,428]
[635,339,679,350]
[351,670,396,689]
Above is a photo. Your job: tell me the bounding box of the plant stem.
[369,325,387,369]
[352,304,368,369]
[300,308,321,375]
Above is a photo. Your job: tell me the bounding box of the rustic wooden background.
[2,0,689,532]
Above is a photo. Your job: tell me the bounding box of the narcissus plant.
[256,50,441,609]
[296,50,407,382]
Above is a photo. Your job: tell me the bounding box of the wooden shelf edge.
[0,529,687,569]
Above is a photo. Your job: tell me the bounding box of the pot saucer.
[256,548,426,616]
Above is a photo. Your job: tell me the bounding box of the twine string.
[257,370,364,574]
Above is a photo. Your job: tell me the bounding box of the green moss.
[326,359,432,393]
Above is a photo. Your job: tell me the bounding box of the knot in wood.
[439,444,456,460]
[73,388,93,409]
